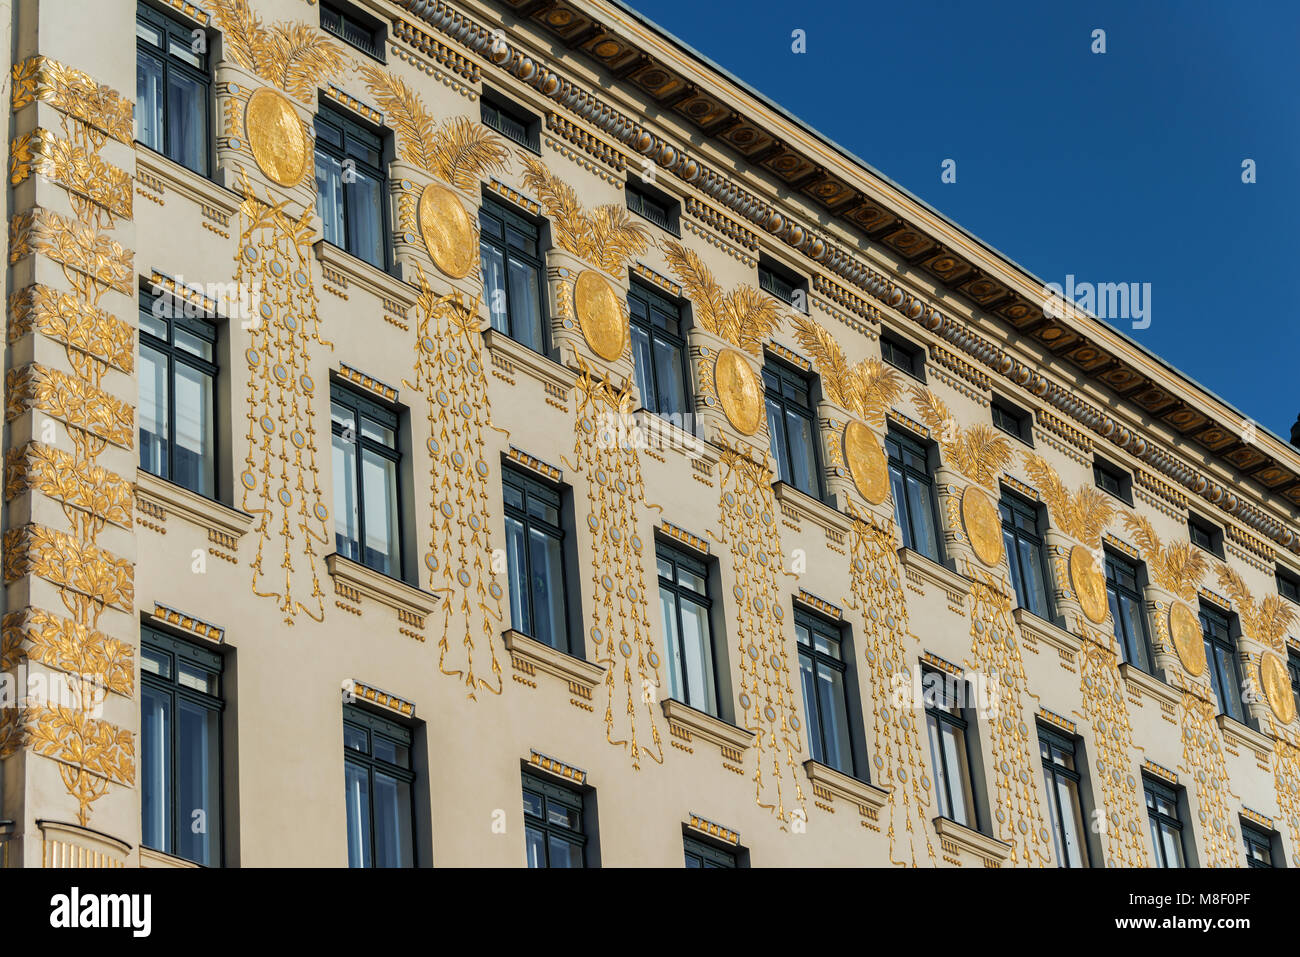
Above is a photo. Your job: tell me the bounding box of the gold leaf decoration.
[1216,565,1294,653]
[210,0,349,103]
[519,154,649,277]
[910,385,1012,488]
[660,239,784,356]
[790,314,901,425]
[1121,513,1207,603]
[1021,453,1114,547]
[358,67,510,189]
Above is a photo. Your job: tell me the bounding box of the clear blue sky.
[624,0,1298,438]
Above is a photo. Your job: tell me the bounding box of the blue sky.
[622,0,1298,438]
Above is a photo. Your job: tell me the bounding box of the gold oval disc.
[715,350,762,436]
[418,183,475,279]
[246,87,307,187]
[574,270,625,361]
[961,486,1004,567]
[844,420,889,505]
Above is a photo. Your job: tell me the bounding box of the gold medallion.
[715,350,762,436]
[843,420,889,504]
[1069,545,1109,624]
[1168,602,1206,677]
[418,183,475,279]
[245,87,307,187]
[574,270,626,362]
[961,486,1004,567]
[1259,651,1295,724]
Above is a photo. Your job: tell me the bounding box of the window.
[140,627,223,866]
[629,283,691,419]
[999,492,1052,619]
[138,290,218,499]
[683,835,737,868]
[480,198,548,354]
[315,105,388,270]
[1144,777,1186,867]
[990,397,1032,445]
[503,467,571,652]
[656,543,718,715]
[880,332,925,380]
[481,93,539,152]
[321,2,384,60]
[331,383,403,578]
[1188,513,1224,559]
[1242,822,1277,868]
[1093,457,1133,505]
[1200,604,1244,722]
[626,181,679,234]
[758,260,807,312]
[1289,650,1300,724]
[136,3,210,176]
[1038,726,1089,867]
[523,772,586,867]
[343,705,415,867]
[796,611,855,775]
[1278,565,1300,605]
[1106,552,1153,673]
[764,362,822,499]
[887,428,942,562]
[924,670,979,829]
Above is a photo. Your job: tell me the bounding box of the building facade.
[1,0,1298,868]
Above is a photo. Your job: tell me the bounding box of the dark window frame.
[480,90,540,153]
[342,703,416,868]
[1288,649,1300,724]
[628,280,692,419]
[683,834,738,868]
[1143,776,1186,868]
[479,195,550,354]
[314,103,391,272]
[1199,602,1244,723]
[655,541,720,715]
[757,259,808,313]
[999,489,1053,620]
[136,2,212,177]
[990,396,1033,446]
[502,465,573,654]
[522,771,587,868]
[1037,724,1090,867]
[330,380,405,581]
[1241,821,1278,868]
[923,667,982,832]
[795,608,857,777]
[763,358,824,501]
[1105,550,1154,674]
[1093,457,1134,505]
[320,0,386,61]
[140,625,224,867]
[625,180,680,235]
[1188,513,1225,559]
[138,288,220,500]
[880,331,926,381]
[886,426,944,562]
[1277,565,1300,606]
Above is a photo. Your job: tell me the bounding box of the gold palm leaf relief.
[847,359,902,427]
[722,285,782,357]
[209,0,262,71]
[429,116,510,191]
[659,239,725,335]
[789,314,853,409]
[1217,564,1296,648]
[518,154,589,256]
[586,204,650,276]
[358,64,441,171]
[260,23,350,102]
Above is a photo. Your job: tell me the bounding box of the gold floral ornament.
[1021,453,1114,548]
[1216,565,1297,723]
[405,267,504,698]
[566,359,665,766]
[789,314,901,504]
[661,240,784,437]
[358,66,510,279]
[209,0,349,103]
[234,172,334,624]
[520,155,650,277]
[1121,513,1207,603]
[911,385,1012,489]
[245,86,308,187]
